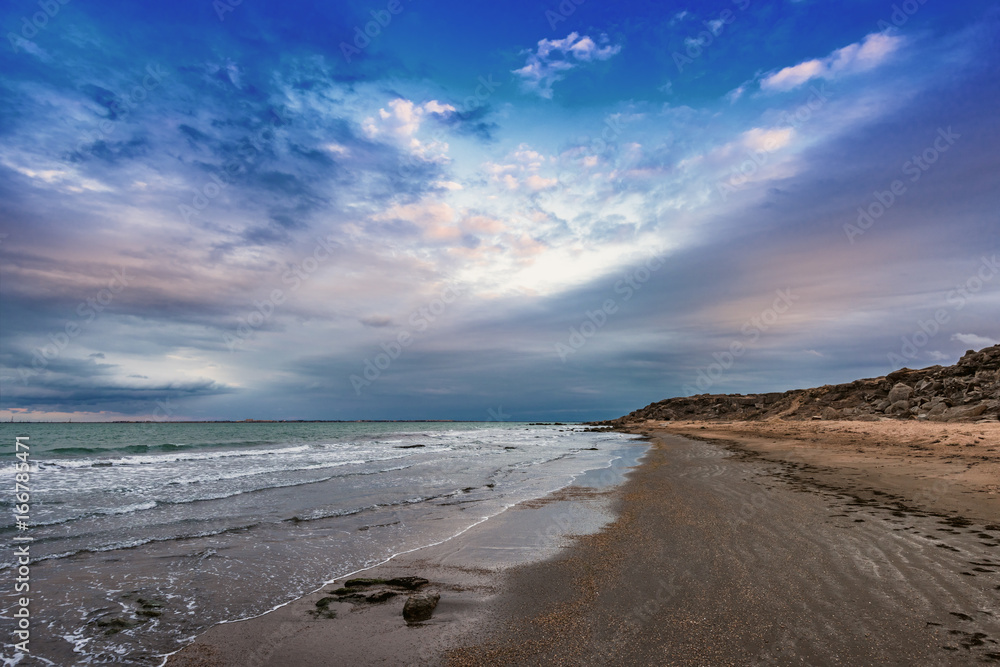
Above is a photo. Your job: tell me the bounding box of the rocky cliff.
[604,345,1000,425]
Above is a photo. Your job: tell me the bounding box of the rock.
[310,596,338,619]
[387,576,429,590]
[887,400,910,414]
[887,383,913,404]
[94,616,139,634]
[589,344,1000,425]
[926,400,949,417]
[939,403,988,422]
[402,591,440,623]
[343,578,385,588]
[366,590,397,603]
[820,407,840,420]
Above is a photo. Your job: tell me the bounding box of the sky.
[0,0,998,422]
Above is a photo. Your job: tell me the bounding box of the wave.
[283,492,455,524]
[36,443,318,469]
[0,522,264,570]
[0,485,482,568]
[0,463,418,530]
[31,440,455,472]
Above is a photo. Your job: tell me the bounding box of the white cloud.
[482,143,558,191]
[362,98,455,159]
[761,33,904,92]
[322,142,350,156]
[363,98,453,142]
[524,174,558,191]
[725,83,748,104]
[951,333,999,349]
[513,32,622,99]
[742,127,795,152]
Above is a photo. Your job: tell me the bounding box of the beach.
[170,420,1000,665]
[0,422,643,665]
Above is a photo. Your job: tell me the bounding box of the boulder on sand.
[403,591,440,623]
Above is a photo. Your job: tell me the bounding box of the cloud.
[429,104,498,141]
[951,333,999,349]
[363,98,454,142]
[362,98,456,161]
[725,83,747,104]
[742,127,795,152]
[761,33,904,92]
[482,144,560,192]
[513,32,622,99]
[360,315,393,328]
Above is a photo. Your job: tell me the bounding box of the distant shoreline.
[0,419,575,424]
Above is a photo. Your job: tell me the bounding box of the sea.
[0,421,645,665]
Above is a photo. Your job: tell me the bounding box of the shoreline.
[448,422,999,664]
[170,421,1000,665]
[166,441,650,666]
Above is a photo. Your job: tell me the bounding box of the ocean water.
[0,422,644,665]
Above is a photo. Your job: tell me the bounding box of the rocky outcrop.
[599,345,1000,425]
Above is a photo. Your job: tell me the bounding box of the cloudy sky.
[1,0,998,421]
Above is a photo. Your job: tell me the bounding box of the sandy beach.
[167,419,1000,665]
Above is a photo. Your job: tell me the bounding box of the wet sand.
[166,455,638,666]
[171,422,1000,665]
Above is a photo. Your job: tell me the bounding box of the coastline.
[166,441,649,666]
[448,421,999,665]
[170,421,1000,665]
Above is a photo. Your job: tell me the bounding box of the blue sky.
[1,0,998,421]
